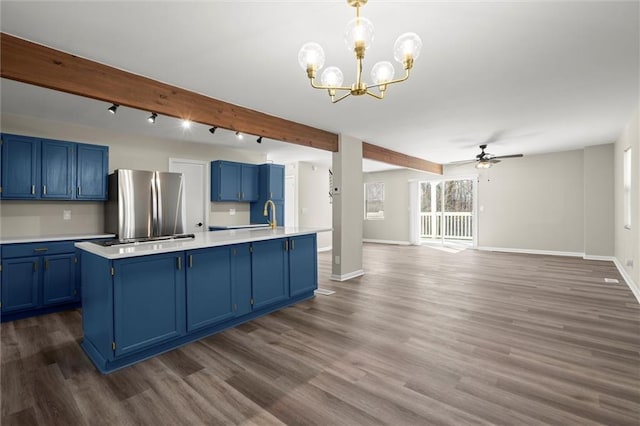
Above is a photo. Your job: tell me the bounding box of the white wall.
[296,162,332,250]
[0,113,266,238]
[584,144,615,257]
[614,108,639,295]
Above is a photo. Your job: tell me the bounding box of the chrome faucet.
[263,199,277,229]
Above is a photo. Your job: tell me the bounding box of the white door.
[169,159,207,233]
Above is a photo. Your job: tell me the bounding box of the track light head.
[147,112,157,124]
[235,131,243,139]
[209,126,217,134]
[256,136,263,144]
[107,103,119,114]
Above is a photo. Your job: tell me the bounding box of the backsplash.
[0,201,104,238]
[209,202,251,226]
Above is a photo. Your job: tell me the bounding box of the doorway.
[419,177,477,247]
[169,159,207,233]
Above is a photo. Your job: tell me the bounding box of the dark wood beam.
[363,142,443,175]
[0,33,339,152]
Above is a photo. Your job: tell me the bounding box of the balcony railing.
[420,212,473,240]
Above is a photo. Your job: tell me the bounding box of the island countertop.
[75,227,332,260]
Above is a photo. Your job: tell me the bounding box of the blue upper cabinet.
[0,133,108,201]
[42,139,75,199]
[1,134,40,199]
[211,160,258,202]
[260,164,285,201]
[76,143,108,200]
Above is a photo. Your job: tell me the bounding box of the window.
[365,182,384,220]
[624,147,632,229]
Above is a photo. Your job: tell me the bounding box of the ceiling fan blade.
[488,159,502,164]
[447,159,477,165]
[492,154,523,159]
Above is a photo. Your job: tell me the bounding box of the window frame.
[623,146,632,230]
[364,182,385,220]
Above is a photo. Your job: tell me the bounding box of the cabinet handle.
[270,191,273,199]
[44,260,49,270]
[33,261,38,272]
[77,186,81,196]
[291,239,295,250]
[43,185,47,195]
[188,255,193,268]
[242,191,244,199]
[284,240,289,251]
[177,257,182,270]
[33,247,49,252]
[31,185,35,195]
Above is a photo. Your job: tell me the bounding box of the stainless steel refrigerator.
[105,169,186,242]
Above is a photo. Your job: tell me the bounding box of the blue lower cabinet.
[186,247,234,332]
[251,238,288,310]
[43,254,77,305]
[289,235,318,297]
[113,253,186,356]
[231,243,252,316]
[1,257,39,312]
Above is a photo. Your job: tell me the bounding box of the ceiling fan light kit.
[298,0,421,103]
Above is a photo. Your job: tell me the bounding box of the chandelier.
[298,0,422,103]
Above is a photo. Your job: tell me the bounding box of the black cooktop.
[92,233,195,247]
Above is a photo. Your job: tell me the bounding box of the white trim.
[318,246,332,252]
[613,258,640,303]
[330,269,365,282]
[363,239,411,246]
[583,255,616,261]
[477,246,584,258]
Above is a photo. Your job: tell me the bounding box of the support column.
[331,134,364,281]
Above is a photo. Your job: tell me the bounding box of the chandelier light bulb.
[321,66,344,87]
[371,61,395,84]
[344,16,374,50]
[298,42,326,71]
[393,32,422,63]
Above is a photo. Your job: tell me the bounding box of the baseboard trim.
[362,239,411,246]
[583,255,616,262]
[613,258,640,303]
[330,269,365,282]
[318,246,332,252]
[477,246,584,258]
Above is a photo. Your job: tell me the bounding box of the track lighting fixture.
[107,103,119,114]
[209,126,217,134]
[147,112,157,124]
[235,131,243,139]
[256,136,263,144]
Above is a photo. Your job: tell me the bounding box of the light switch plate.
[63,210,71,220]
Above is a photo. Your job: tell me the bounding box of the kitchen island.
[75,227,330,373]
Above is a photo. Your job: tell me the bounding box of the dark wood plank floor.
[2,244,639,425]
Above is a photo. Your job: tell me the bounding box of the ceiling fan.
[449,144,523,169]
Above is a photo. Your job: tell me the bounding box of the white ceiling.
[1,1,638,171]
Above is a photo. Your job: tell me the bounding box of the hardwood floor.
[2,243,639,425]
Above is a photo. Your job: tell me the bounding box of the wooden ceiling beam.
[363,142,443,175]
[0,33,339,152]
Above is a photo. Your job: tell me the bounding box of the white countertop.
[75,227,332,259]
[1,233,115,245]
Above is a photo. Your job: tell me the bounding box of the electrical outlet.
[229,208,236,215]
[335,255,340,265]
[63,210,71,220]
[626,259,634,267]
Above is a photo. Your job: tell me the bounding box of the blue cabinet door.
[267,164,285,201]
[76,143,108,200]
[1,134,40,199]
[211,161,241,201]
[1,257,39,312]
[41,139,75,199]
[186,247,234,332]
[43,253,77,305]
[231,243,252,316]
[240,164,259,201]
[251,238,288,309]
[289,235,318,297]
[113,253,186,356]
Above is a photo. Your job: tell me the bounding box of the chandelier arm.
[365,91,384,100]
[309,78,351,91]
[331,92,352,103]
[367,69,411,90]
